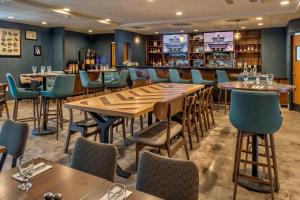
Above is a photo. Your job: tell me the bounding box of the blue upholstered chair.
[40,74,75,140]
[216,70,230,114]
[148,68,168,83]
[0,119,29,172]
[169,69,190,83]
[229,90,282,200]
[129,68,147,88]
[79,70,102,95]
[106,70,128,89]
[71,137,117,182]
[136,151,199,200]
[6,73,40,129]
[191,69,214,86]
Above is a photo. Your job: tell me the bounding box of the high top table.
[0,158,161,200]
[65,83,204,178]
[218,81,296,193]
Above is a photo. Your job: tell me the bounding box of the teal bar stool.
[148,68,168,83]
[6,73,40,131]
[106,70,129,90]
[79,70,102,95]
[191,69,214,86]
[40,74,75,140]
[129,68,147,88]
[169,69,190,84]
[216,70,230,114]
[229,90,282,200]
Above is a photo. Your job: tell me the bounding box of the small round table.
[218,81,296,193]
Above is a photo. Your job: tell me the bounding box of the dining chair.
[195,89,207,135]
[216,70,230,114]
[203,87,215,129]
[229,90,282,200]
[136,151,199,200]
[71,137,117,182]
[6,73,40,131]
[79,70,102,96]
[0,83,9,119]
[0,119,29,172]
[191,69,214,86]
[40,74,75,140]
[169,69,190,83]
[132,94,190,167]
[105,70,129,90]
[148,68,168,83]
[129,68,147,88]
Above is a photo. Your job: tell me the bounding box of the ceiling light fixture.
[155,31,159,34]
[104,18,110,22]
[241,26,246,29]
[258,22,264,26]
[233,20,241,41]
[179,24,185,43]
[256,16,263,20]
[7,16,14,19]
[280,0,290,5]
[88,29,93,33]
[53,9,71,15]
[194,29,199,32]
[98,20,110,24]
[41,21,47,25]
[63,8,70,12]
[176,11,183,16]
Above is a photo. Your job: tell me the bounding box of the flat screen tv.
[204,31,234,52]
[163,34,188,53]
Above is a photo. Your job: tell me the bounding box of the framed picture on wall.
[34,45,41,56]
[0,27,21,57]
[25,30,37,40]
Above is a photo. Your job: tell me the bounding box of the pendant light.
[134,34,140,44]
[234,20,241,41]
[179,24,185,43]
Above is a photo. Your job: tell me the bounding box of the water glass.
[256,75,260,85]
[266,74,274,85]
[107,183,127,200]
[47,66,52,73]
[18,156,34,191]
[41,66,46,74]
[32,66,37,74]
[243,73,249,84]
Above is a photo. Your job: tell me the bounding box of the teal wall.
[50,27,65,71]
[91,34,114,65]
[261,27,287,78]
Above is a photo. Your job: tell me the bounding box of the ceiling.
[0,0,300,34]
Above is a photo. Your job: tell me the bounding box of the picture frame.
[25,30,37,40]
[0,27,21,57]
[34,45,41,56]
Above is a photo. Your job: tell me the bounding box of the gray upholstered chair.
[136,151,199,200]
[70,137,117,182]
[0,119,29,172]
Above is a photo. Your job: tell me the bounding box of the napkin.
[12,162,53,182]
[99,187,133,200]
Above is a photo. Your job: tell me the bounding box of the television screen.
[204,31,234,52]
[163,34,188,53]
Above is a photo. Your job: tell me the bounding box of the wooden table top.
[0,145,6,153]
[0,158,161,200]
[21,72,62,78]
[65,83,204,118]
[218,81,296,93]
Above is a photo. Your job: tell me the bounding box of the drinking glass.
[266,74,274,85]
[242,72,249,84]
[47,66,52,73]
[18,156,34,191]
[41,66,46,74]
[32,66,37,74]
[107,183,127,200]
[256,75,260,85]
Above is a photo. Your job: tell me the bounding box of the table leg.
[89,112,131,178]
[148,111,153,126]
[102,72,105,92]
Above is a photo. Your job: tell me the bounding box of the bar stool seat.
[191,69,214,86]
[229,90,282,200]
[169,69,190,84]
[148,68,168,83]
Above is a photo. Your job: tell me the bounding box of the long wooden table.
[0,158,161,200]
[65,83,204,178]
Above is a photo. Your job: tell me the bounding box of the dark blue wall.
[114,29,146,66]
[50,27,65,71]
[0,20,52,83]
[261,27,287,78]
[91,34,114,65]
[64,30,91,66]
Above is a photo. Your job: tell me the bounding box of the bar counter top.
[116,65,244,71]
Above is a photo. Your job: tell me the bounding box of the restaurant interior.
[0,0,300,199]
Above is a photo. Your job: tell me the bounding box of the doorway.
[292,34,300,105]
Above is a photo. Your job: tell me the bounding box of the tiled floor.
[0,100,300,200]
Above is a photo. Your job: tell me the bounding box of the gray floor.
[1,100,300,200]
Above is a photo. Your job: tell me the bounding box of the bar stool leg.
[56,98,59,140]
[217,89,222,112]
[270,134,280,192]
[264,135,275,200]
[232,130,240,182]
[4,101,10,119]
[33,98,36,129]
[224,89,228,114]
[233,131,243,200]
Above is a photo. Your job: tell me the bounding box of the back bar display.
[163,34,188,53]
[204,31,234,52]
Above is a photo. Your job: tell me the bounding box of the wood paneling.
[293,35,300,105]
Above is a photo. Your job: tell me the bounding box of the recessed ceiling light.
[180,30,184,33]
[258,22,263,26]
[176,11,183,16]
[280,0,290,5]
[147,0,155,2]
[7,16,14,19]
[98,20,110,24]
[241,26,246,29]
[41,21,47,25]
[88,29,93,33]
[53,9,71,15]
[256,17,263,20]
[63,8,70,12]
[105,18,110,22]
[194,29,199,32]
[155,31,159,34]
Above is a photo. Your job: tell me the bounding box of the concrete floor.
[0,100,300,200]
